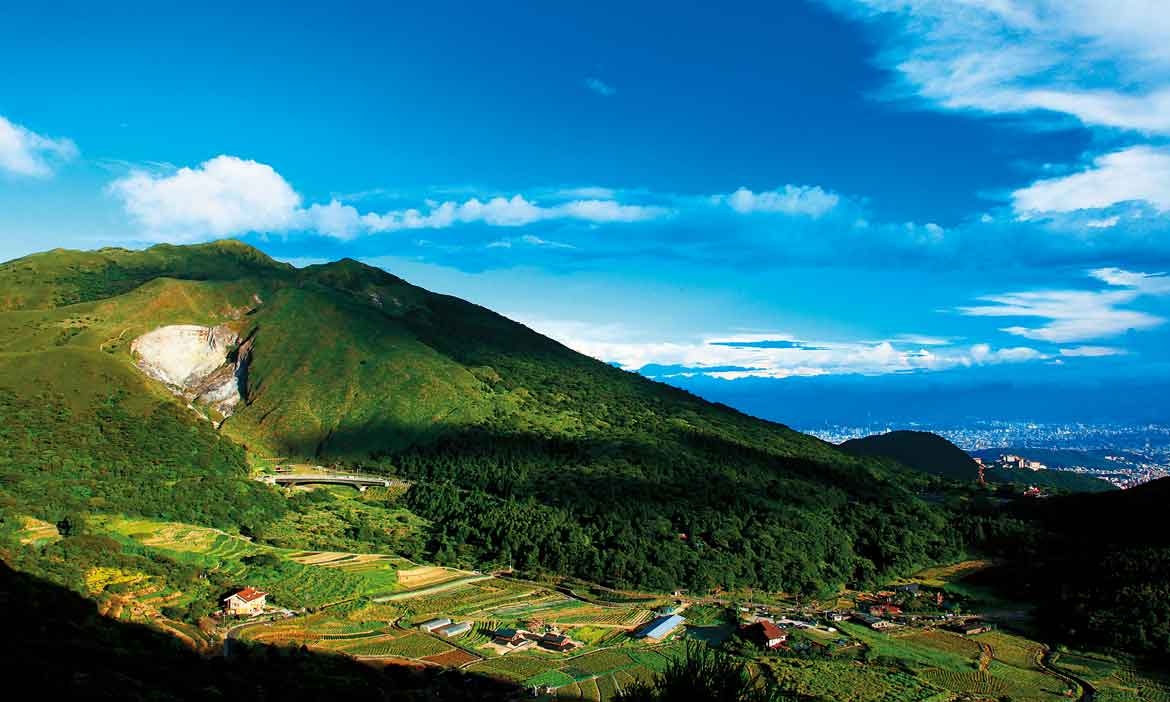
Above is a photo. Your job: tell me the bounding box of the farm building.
[894,583,920,595]
[853,613,897,630]
[435,622,471,638]
[952,620,993,635]
[492,627,527,647]
[636,614,686,640]
[540,633,577,652]
[222,587,268,616]
[742,621,787,649]
[417,617,453,632]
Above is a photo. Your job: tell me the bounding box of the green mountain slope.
[0,240,962,597]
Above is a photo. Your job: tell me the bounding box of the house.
[869,604,902,617]
[853,613,897,630]
[417,617,453,633]
[436,622,471,638]
[222,587,268,616]
[953,620,993,636]
[492,627,527,647]
[636,614,686,641]
[742,621,787,649]
[894,583,920,596]
[540,633,577,652]
[824,611,847,622]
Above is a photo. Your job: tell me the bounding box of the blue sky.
[3,1,1170,421]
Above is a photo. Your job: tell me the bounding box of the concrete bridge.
[258,473,403,492]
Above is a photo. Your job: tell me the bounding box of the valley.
[1,241,1168,701]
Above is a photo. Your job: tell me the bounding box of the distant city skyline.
[3,1,1169,420]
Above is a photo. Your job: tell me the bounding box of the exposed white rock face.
[131,324,251,418]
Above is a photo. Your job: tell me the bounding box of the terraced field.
[976,630,1046,669]
[398,578,538,617]
[921,669,1010,696]
[338,632,455,659]
[397,565,470,589]
[1052,653,1170,702]
[833,622,1074,701]
[16,516,61,545]
[466,654,554,681]
[765,659,941,702]
[457,639,685,701]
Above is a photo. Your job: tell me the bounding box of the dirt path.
[1039,648,1094,701]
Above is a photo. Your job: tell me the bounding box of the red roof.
[226,587,268,603]
[759,621,786,641]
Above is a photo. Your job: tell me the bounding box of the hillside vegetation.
[0,240,961,599]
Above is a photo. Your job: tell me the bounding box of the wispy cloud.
[1012,146,1170,217]
[1059,345,1127,357]
[584,77,615,97]
[519,322,1047,380]
[822,0,1170,134]
[0,114,78,178]
[716,185,840,218]
[958,267,1170,343]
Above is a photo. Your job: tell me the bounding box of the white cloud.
[361,194,669,233]
[585,77,615,97]
[1012,146,1170,216]
[1085,215,1120,228]
[108,155,671,241]
[556,186,617,199]
[0,114,78,177]
[1059,345,1127,357]
[557,199,668,223]
[823,0,1170,134]
[958,267,1170,342]
[520,234,575,249]
[109,155,303,241]
[520,320,1047,379]
[305,199,364,240]
[1089,266,1170,294]
[721,185,840,217]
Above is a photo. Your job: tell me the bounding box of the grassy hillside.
[0,240,963,599]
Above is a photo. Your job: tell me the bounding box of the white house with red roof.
[223,587,268,616]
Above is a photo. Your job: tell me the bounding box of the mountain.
[840,431,1115,493]
[0,240,959,597]
[840,430,977,480]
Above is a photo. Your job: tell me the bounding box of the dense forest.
[382,428,961,595]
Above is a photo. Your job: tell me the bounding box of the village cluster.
[736,582,992,654]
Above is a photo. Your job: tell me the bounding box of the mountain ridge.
[0,239,956,596]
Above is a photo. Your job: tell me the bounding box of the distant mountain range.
[663,372,1170,426]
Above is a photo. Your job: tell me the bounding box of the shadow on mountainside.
[0,560,520,701]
